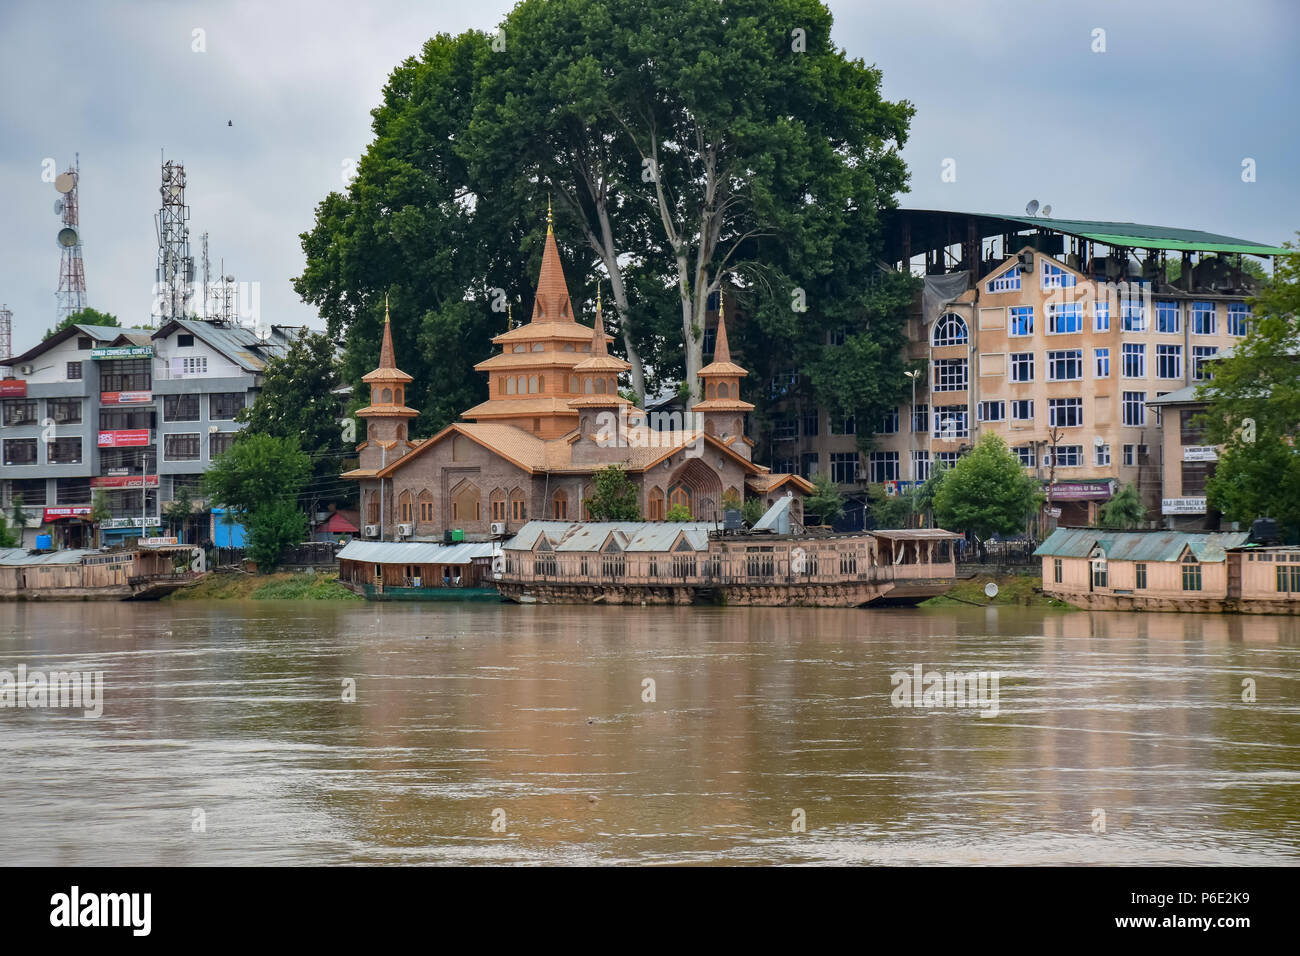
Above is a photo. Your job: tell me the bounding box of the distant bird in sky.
[227,120,232,127]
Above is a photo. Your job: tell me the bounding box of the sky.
[1,0,1297,352]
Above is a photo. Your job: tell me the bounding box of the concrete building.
[0,319,295,547]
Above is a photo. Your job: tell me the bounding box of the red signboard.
[43,506,93,521]
[98,429,151,447]
[1048,481,1115,501]
[100,391,152,405]
[91,474,159,489]
[0,380,27,397]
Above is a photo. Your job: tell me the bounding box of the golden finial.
[384,293,390,324]
[507,302,513,330]
[547,194,553,232]
[718,294,724,323]
[596,281,602,314]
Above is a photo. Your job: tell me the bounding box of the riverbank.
[165,571,364,602]
[921,574,1072,609]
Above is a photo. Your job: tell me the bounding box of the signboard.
[100,391,152,405]
[883,480,922,497]
[0,380,27,397]
[90,346,153,359]
[1047,507,1062,518]
[1182,446,1219,462]
[143,536,178,545]
[1162,497,1207,515]
[43,506,92,521]
[91,474,159,489]
[98,429,152,447]
[1046,480,1116,501]
[100,517,156,529]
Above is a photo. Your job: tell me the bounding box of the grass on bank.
[921,574,1073,609]
[165,571,364,602]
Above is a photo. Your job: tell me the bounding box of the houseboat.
[0,542,205,601]
[336,539,498,600]
[495,518,960,607]
[1035,527,1300,614]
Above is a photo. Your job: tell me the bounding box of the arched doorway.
[666,457,723,520]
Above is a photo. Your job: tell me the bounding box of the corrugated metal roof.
[871,529,963,540]
[504,520,712,553]
[336,540,494,564]
[165,319,295,372]
[1033,528,1250,562]
[0,548,96,566]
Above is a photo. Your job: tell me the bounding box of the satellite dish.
[1093,436,1105,447]
[57,227,79,247]
[1025,199,1039,217]
[1041,205,1053,217]
[53,199,65,215]
[984,582,999,599]
[54,172,75,193]
[255,325,272,342]
[224,275,235,283]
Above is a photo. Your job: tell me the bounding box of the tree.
[1096,483,1145,529]
[1198,235,1300,530]
[44,307,120,341]
[236,328,350,506]
[90,490,111,547]
[203,435,311,571]
[0,515,18,548]
[932,435,1042,539]
[244,501,308,573]
[9,493,25,533]
[741,497,766,526]
[164,486,195,541]
[803,472,844,526]
[867,483,914,530]
[1166,255,1267,285]
[665,503,693,521]
[586,465,641,520]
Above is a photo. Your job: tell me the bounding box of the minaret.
[691,296,754,458]
[355,294,418,470]
[569,284,634,453]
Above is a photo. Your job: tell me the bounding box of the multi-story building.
[0,319,295,547]
[755,210,1288,530]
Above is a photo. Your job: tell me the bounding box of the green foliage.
[1166,255,1268,285]
[244,501,308,573]
[43,307,120,341]
[867,483,914,530]
[587,465,641,520]
[721,488,742,511]
[0,515,18,548]
[803,472,844,526]
[164,486,195,535]
[9,493,25,532]
[665,503,693,522]
[740,497,766,526]
[1206,439,1300,529]
[1096,483,1145,529]
[932,435,1042,539]
[90,489,112,524]
[204,435,312,571]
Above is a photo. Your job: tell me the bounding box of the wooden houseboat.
[336,540,498,600]
[0,543,205,601]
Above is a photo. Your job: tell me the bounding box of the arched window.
[490,488,507,522]
[648,486,665,521]
[418,489,434,524]
[381,387,392,403]
[585,377,594,394]
[398,490,413,524]
[595,377,606,394]
[707,382,716,399]
[538,375,545,391]
[552,489,568,519]
[582,485,594,520]
[396,423,406,441]
[528,376,539,394]
[509,488,527,522]
[667,483,692,516]
[717,382,729,398]
[532,342,544,352]
[513,344,526,353]
[569,375,579,393]
[452,481,481,522]
[705,419,716,436]
[505,377,515,395]
[932,312,969,346]
[562,343,575,352]
[732,418,743,436]
[394,388,402,404]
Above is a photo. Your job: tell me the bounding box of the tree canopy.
[44,307,119,341]
[586,465,641,520]
[931,435,1042,539]
[203,435,311,571]
[1096,483,1145,529]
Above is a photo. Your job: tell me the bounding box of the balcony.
[153,361,245,381]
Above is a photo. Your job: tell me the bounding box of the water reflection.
[0,602,1296,865]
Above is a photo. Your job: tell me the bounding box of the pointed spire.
[713,295,731,364]
[531,205,573,323]
[379,293,396,368]
[592,282,608,356]
[547,194,553,233]
[507,302,513,330]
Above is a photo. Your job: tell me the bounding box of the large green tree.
[586,465,641,520]
[932,435,1042,539]
[44,307,119,341]
[1199,238,1300,529]
[203,435,311,571]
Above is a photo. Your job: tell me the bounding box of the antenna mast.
[54,153,88,324]
[155,156,194,324]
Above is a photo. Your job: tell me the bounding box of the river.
[1,601,1297,865]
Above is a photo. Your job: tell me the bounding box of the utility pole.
[1045,426,1063,536]
[140,452,148,537]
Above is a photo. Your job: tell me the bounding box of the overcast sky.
[1,0,1297,350]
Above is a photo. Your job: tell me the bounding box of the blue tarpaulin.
[212,508,248,548]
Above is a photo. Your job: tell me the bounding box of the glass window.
[933,406,968,439]
[99,358,151,393]
[56,477,91,504]
[1041,262,1077,289]
[1010,352,1034,382]
[1191,301,1216,335]
[1047,349,1083,381]
[1014,445,1035,467]
[912,451,931,481]
[2,400,37,425]
[1227,303,1251,337]
[830,415,856,436]
[977,401,1005,422]
[933,358,968,392]
[1181,557,1202,591]
[1009,306,1034,337]
[100,407,153,430]
[877,407,899,434]
[164,433,201,461]
[1122,343,1145,378]
[771,417,797,441]
[1156,344,1183,379]
[911,404,929,433]
[67,361,83,380]
[1047,303,1083,334]
[164,394,200,421]
[1094,300,1110,332]
[48,437,82,464]
[1122,391,1146,427]
[1155,301,1180,334]
[1120,297,1147,332]
[1191,346,1218,380]
[986,266,1021,293]
[1010,400,1034,422]
[830,452,859,484]
[1094,443,1111,467]
[1048,398,1083,428]
[1047,445,1082,467]
[801,410,819,437]
[1053,558,1062,583]
[932,313,969,346]
[1135,563,1147,589]
[209,432,235,459]
[47,399,82,424]
[3,439,38,465]
[1094,348,1110,377]
[209,392,245,421]
[867,451,899,483]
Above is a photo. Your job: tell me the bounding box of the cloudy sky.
[1,0,1297,350]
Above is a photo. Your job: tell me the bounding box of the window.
[1010,352,1034,382]
[932,312,969,346]
[1191,301,1216,335]
[800,453,819,478]
[48,399,82,424]
[209,392,245,421]
[877,407,899,434]
[933,406,968,439]
[911,404,929,433]
[177,333,195,347]
[1156,344,1183,380]
[1041,262,1077,289]
[772,457,796,475]
[77,336,92,350]
[1048,398,1083,428]
[1155,301,1181,334]
[801,410,819,437]
[771,417,797,441]
[1047,303,1083,334]
[1047,349,1083,381]
[1228,303,1252,337]
[179,356,207,376]
[3,439,37,465]
[1046,445,1082,467]
[912,450,931,481]
[48,437,81,464]
[1013,445,1035,467]
[1181,461,1215,496]
[1094,300,1110,332]
[99,358,151,393]
[1180,413,1207,446]
[66,361,83,380]
[770,370,799,398]
[164,433,201,461]
[164,394,200,421]
[1009,306,1034,337]
[100,407,153,430]
[1053,558,1062,584]
[936,451,960,468]
[510,494,527,522]
[1120,297,1147,332]
[986,266,1020,292]
[1181,555,1202,591]
[702,324,716,356]
[1135,563,1147,589]
[100,447,147,471]
[8,477,47,505]
[1094,348,1110,377]
[490,493,507,522]
[419,496,435,523]
[56,477,91,504]
[932,358,968,392]
[1123,444,1135,467]
[1095,443,1111,466]
[868,451,899,483]
[1277,564,1300,593]
[830,452,859,484]
[1092,558,1108,589]
[209,432,235,458]
[830,415,856,436]
[1010,399,1034,422]
[1122,392,1146,427]
[1122,343,1145,378]
[977,400,1005,422]
[2,400,37,426]
[1191,346,1218,380]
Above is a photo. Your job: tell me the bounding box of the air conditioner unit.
[364,524,378,538]
[1016,251,1034,272]
[19,364,34,376]
[397,523,412,537]
[490,521,506,536]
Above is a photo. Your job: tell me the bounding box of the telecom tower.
[155,158,194,323]
[0,304,12,365]
[53,154,88,323]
